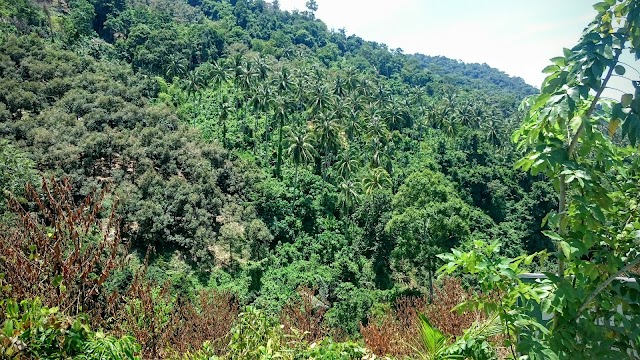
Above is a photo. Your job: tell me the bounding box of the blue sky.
[277,1,603,87]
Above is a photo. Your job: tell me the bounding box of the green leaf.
[593,2,610,12]
[559,241,571,260]
[3,319,13,337]
[551,57,566,67]
[542,65,560,74]
[542,230,563,242]
[5,299,18,317]
[569,115,583,131]
[514,157,532,171]
[541,348,560,360]
[524,254,536,265]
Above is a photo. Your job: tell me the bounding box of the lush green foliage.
[0,0,552,337]
[442,0,640,359]
[5,0,630,357]
[0,140,35,211]
[1,297,141,359]
[224,307,368,360]
[413,313,501,360]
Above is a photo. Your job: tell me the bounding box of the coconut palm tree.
[333,74,347,98]
[210,60,230,90]
[343,66,359,93]
[338,179,359,218]
[219,94,233,148]
[184,69,206,99]
[456,102,474,129]
[254,55,270,82]
[165,55,188,80]
[385,98,407,131]
[183,69,206,125]
[362,167,391,195]
[274,96,290,179]
[312,111,343,180]
[343,108,362,142]
[229,52,245,85]
[465,104,484,130]
[366,112,390,144]
[484,115,503,147]
[249,84,272,155]
[441,117,458,139]
[275,66,294,94]
[308,84,334,116]
[334,148,359,180]
[237,60,256,92]
[286,127,316,186]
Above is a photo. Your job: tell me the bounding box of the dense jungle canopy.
[1,0,639,358]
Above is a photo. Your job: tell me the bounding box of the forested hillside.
[1,0,638,358]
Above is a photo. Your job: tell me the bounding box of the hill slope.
[0,0,553,338]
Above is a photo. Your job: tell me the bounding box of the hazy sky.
[277,0,601,87]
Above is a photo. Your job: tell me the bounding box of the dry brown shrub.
[0,177,241,357]
[164,289,239,356]
[109,263,174,359]
[280,286,328,343]
[423,277,480,336]
[360,277,483,357]
[359,308,402,356]
[107,256,239,358]
[0,177,125,320]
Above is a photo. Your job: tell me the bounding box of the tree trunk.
[276,118,283,179]
[428,264,434,303]
[253,115,259,156]
[222,119,227,148]
[229,240,233,271]
[292,163,298,214]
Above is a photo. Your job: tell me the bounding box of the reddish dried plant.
[103,251,239,358]
[0,177,242,357]
[110,264,174,359]
[361,277,483,357]
[164,289,239,356]
[280,286,328,343]
[0,177,125,320]
[359,307,403,356]
[423,277,480,336]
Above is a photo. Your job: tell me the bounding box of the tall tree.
[334,148,359,180]
[313,111,342,180]
[274,96,290,179]
[362,167,391,195]
[165,55,188,80]
[286,127,316,187]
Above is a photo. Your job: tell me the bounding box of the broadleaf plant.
[442,0,640,358]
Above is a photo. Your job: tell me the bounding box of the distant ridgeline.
[414,54,537,100]
[0,0,536,96]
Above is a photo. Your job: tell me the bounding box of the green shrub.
[303,339,368,360]
[0,297,141,359]
[79,332,141,360]
[226,306,283,359]
[225,306,369,360]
